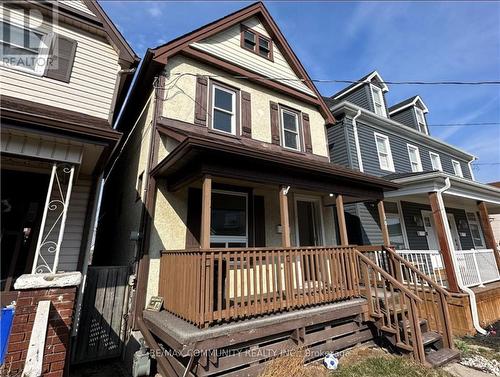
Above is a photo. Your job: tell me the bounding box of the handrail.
[384,247,450,297]
[355,250,422,303]
[161,245,360,254]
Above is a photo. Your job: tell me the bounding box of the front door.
[447,213,462,250]
[295,198,323,246]
[421,210,439,250]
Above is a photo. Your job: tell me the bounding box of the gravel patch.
[459,354,500,376]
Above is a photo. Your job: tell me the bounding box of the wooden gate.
[72,266,129,363]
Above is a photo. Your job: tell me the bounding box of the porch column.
[279,186,291,247]
[377,200,391,246]
[477,201,500,270]
[200,175,212,249]
[428,192,460,292]
[336,194,349,246]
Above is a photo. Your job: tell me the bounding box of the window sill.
[208,128,241,140]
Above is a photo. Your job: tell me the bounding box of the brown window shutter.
[302,113,313,153]
[241,91,252,138]
[185,188,202,248]
[194,76,208,126]
[270,101,280,145]
[44,35,77,83]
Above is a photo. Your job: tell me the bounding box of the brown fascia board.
[151,1,335,124]
[151,134,399,192]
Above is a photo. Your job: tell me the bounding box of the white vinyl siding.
[190,17,315,97]
[429,152,442,171]
[407,144,423,172]
[371,85,386,117]
[452,160,464,177]
[0,7,120,119]
[374,133,394,171]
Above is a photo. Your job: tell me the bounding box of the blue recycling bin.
[0,307,15,365]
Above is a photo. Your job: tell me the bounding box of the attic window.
[370,84,386,117]
[241,26,273,60]
[415,107,428,134]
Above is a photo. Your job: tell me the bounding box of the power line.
[428,122,500,127]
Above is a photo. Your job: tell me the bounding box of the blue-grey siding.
[340,85,373,112]
[390,108,419,131]
[355,120,472,179]
[327,118,360,170]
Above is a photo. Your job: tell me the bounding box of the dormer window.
[370,85,386,117]
[415,107,428,134]
[240,26,273,60]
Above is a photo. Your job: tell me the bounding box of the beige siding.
[0,6,120,119]
[491,214,500,245]
[58,0,96,16]
[190,17,314,97]
[163,55,329,157]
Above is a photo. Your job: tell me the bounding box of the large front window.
[371,85,386,117]
[0,21,51,75]
[407,144,423,172]
[466,212,485,249]
[210,190,248,247]
[281,108,301,151]
[211,84,236,135]
[374,133,394,171]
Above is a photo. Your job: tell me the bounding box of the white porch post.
[32,163,75,274]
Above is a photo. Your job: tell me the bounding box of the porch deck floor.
[143,298,367,347]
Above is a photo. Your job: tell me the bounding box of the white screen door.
[421,210,439,250]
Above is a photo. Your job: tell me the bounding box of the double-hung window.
[429,152,442,171]
[211,84,237,135]
[281,108,301,151]
[466,212,485,249]
[407,144,423,172]
[241,27,272,60]
[415,107,428,134]
[374,133,394,171]
[452,160,463,177]
[0,21,51,75]
[371,85,386,117]
[384,202,407,249]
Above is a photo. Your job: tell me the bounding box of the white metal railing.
[455,249,500,287]
[32,163,75,274]
[396,250,446,287]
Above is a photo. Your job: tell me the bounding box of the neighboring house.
[95,4,459,376]
[489,182,500,246]
[325,70,500,335]
[0,0,137,374]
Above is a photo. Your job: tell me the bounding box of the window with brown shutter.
[44,35,77,83]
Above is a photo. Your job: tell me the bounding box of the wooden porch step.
[425,348,460,367]
[422,331,442,347]
[395,342,414,352]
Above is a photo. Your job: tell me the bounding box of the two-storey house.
[0,0,137,373]
[94,4,461,375]
[325,71,500,336]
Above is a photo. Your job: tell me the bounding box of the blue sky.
[101,1,500,182]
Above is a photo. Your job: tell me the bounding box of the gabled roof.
[151,1,334,124]
[389,95,429,115]
[332,70,388,100]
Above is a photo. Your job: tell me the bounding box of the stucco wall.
[162,55,328,158]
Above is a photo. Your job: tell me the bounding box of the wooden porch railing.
[357,245,453,351]
[159,246,360,327]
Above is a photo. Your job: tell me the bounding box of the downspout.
[437,177,486,334]
[352,109,364,172]
[468,157,477,181]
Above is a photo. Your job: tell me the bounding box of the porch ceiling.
[150,132,398,200]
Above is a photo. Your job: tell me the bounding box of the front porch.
[382,172,500,333]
